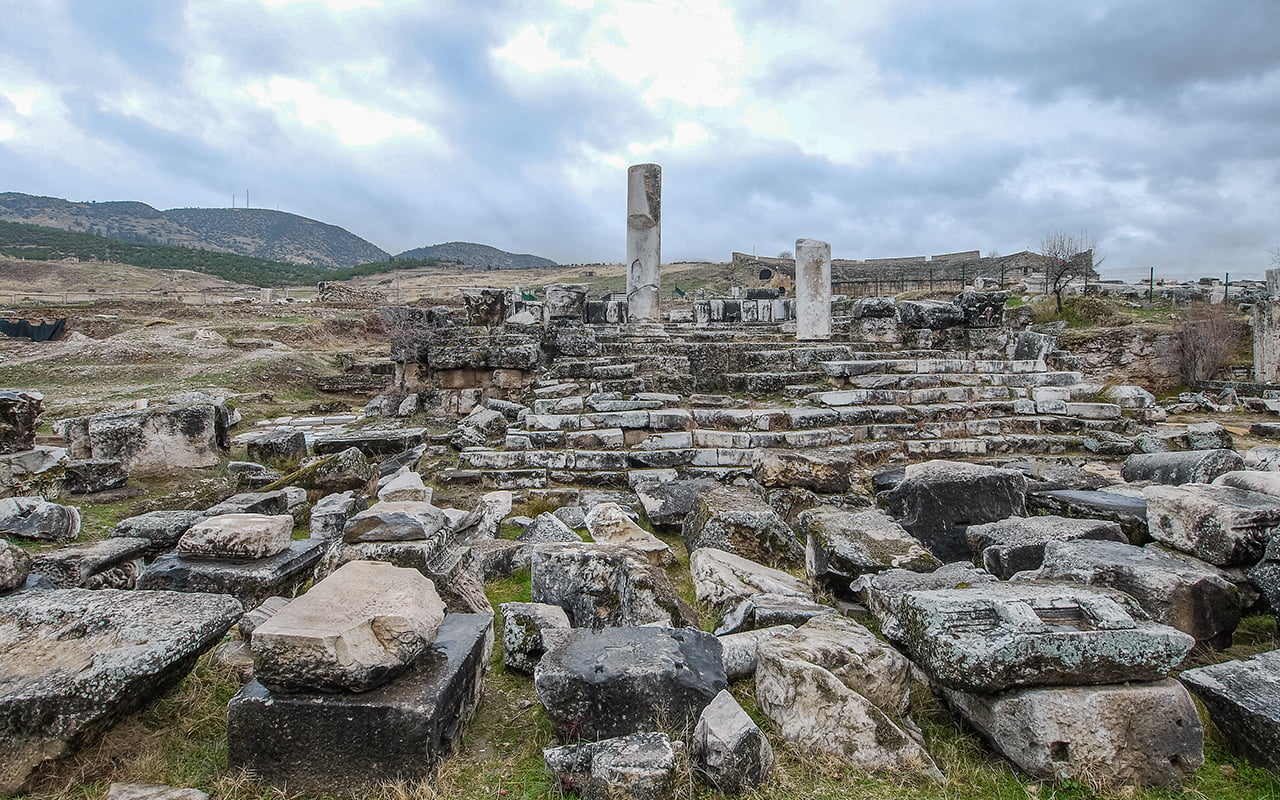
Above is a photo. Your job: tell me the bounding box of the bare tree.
[1177,303,1245,384]
[1038,230,1098,312]
[1270,245,1280,268]
[776,249,793,259]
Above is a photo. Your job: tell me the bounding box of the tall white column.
[795,238,832,340]
[626,163,662,324]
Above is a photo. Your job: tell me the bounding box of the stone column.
[1254,267,1280,383]
[626,163,662,324]
[795,238,832,341]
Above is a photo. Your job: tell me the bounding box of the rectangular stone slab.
[1180,649,1280,772]
[138,539,324,608]
[0,588,242,795]
[227,612,493,796]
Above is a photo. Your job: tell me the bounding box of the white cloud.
[244,76,429,147]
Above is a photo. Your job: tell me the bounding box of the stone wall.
[1057,326,1181,392]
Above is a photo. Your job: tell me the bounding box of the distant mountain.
[396,241,557,269]
[0,192,389,269]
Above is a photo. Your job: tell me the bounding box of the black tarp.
[0,318,66,341]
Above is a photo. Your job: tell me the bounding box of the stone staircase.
[443,327,1148,490]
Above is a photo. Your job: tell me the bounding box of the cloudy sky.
[2,0,1278,280]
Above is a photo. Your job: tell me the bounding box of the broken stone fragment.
[683,485,803,567]
[0,539,31,592]
[376,470,431,503]
[453,490,513,540]
[252,560,445,693]
[1143,483,1280,566]
[941,679,1203,788]
[0,389,43,455]
[500,601,571,674]
[965,514,1127,579]
[104,784,209,800]
[544,732,683,800]
[692,689,774,794]
[534,626,727,741]
[800,506,941,593]
[246,429,307,470]
[531,542,697,629]
[0,496,81,542]
[689,547,811,609]
[584,502,673,565]
[1179,648,1280,773]
[852,561,997,643]
[62,458,128,494]
[714,592,834,636]
[517,511,581,544]
[307,491,366,541]
[29,536,148,589]
[177,513,294,560]
[342,501,449,542]
[1121,449,1243,485]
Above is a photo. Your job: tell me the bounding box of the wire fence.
[0,284,484,307]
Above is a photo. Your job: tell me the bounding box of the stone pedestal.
[626,164,661,324]
[227,613,493,796]
[795,238,832,341]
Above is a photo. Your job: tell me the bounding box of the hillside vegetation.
[397,240,557,269]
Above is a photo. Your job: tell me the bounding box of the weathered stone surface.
[689,547,811,609]
[531,542,697,629]
[1186,421,1234,451]
[942,679,1203,788]
[534,626,726,740]
[57,403,227,478]
[1027,489,1149,544]
[584,502,673,565]
[252,561,444,693]
[204,489,293,517]
[104,783,208,800]
[62,458,128,494]
[897,582,1194,692]
[376,470,431,503]
[517,511,581,544]
[965,515,1127,579]
[898,299,965,330]
[634,478,716,530]
[286,446,376,494]
[343,501,449,542]
[880,460,1027,562]
[110,509,207,555]
[755,615,939,777]
[177,513,294,560]
[754,450,854,493]
[1121,449,1243,485]
[138,539,325,608]
[239,595,291,639]
[451,407,508,449]
[0,589,241,795]
[683,486,802,567]
[312,428,426,458]
[852,561,996,642]
[0,445,68,499]
[468,538,529,579]
[1250,534,1280,623]
[715,592,834,635]
[453,490,512,540]
[0,539,31,592]
[544,732,682,800]
[1180,649,1280,773]
[956,290,1009,328]
[717,625,797,682]
[1028,539,1242,648]
[246,429,307,470]
[692,689,774,794]
[29,537,148,589]
[0,389,43,455]
[0,496,80,541]
[228,613,492,795]
[1144,483,1280,566]
[319,538,491,615]
[1213,469,1280,498]
[308,491,366,541]
[801,507,940,594]
[500,601,571,674]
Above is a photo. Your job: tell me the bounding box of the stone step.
[819,358,1046,377]
[725,371,827,394]
[832,371,1084,391]
[808,385,1022,406]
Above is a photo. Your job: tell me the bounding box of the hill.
[0,221,424,287]
[0,193,388,268]
[396,241,557,269]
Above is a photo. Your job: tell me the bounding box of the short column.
[626,163,662,324]
[795,238,832,341]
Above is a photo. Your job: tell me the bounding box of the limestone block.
[343,501,449,542]
[288,446,376,494]
[753,450,856,493]
[105,784,208,800]
[692,689,774,794]
[246,429,307,470]
[534,626,726,741]
[898,299,964,330]
[1186,421,1234,450]
[544,732,683,800]
[1180,648,1280,773]
[530,542,696,629]
[453,491,513,541]
[965,515,1127,579]
[62,458,128,494]
[177,513,293,560]
[57,403,227,477]
[500,601,571,675]
[318,538,490,615]
[714,592,834,635]
[896,582,1194,692]
[376,470,431,503]
[683,485,803,567]
[518,512,582,544]
[29,537,148,589]
[1027,489,1149,545]
[252,561,445,693]
[942,679,1203,788]
[1144,483,1280,566]
[0,496,80,542]
[0,589,241,795]
[204,489,292,517]
[1247,536,1280,626]
[634,478,717,530]
[1028,539,1241,648]
[313,428,426,458]
[801,507,940,594]
[1213,469,1280,498]
[755,616,939,777]
[1121,450,1243,485]
[110,509,208,556]
[308,491,366,542]
[584,502,673,565]
[228,613,492,795]
[0,539,31,592]
[0,389,43,455]
[880,460,1027,562]
[717,625,796,682]
[138,539,325,608]
[795,238,832,341]
[690,547,811,609]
